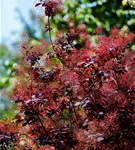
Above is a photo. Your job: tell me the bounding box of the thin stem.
[29,64,33,116]
[113,71,129,100]
[30,64,46,132]
[70,97,78,123]
[48,16,54,51]
[32,108,46,132]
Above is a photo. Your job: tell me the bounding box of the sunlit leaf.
[122,0,128,6]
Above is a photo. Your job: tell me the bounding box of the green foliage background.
[53,0,135,33]
[0,44,18,119]
[16,0,135,41]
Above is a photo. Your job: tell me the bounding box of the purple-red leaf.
[29,46,34,50]
[35,3,42,7]
[22,46,27,50]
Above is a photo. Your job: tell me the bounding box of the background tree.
[52,0,135,33]
[16,0,135,39]
[16,0,135,50]
[0,44,18,119]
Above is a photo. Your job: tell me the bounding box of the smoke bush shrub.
[1,0,135,150]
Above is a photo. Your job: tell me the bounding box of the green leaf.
[128,0,135,7]
[122,0,128,6]
[62,109,70,120]
[52,57,61,65]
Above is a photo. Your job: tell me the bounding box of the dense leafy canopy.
[0,0,135,150]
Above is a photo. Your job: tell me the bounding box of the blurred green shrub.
[51,0,135,33]
[0,44,18,119]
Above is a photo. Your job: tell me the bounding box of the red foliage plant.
[1,0,135,150]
